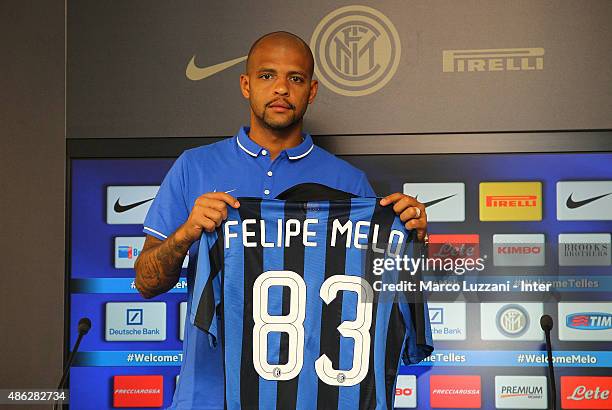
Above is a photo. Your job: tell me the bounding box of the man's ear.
[308,79,318,104]
[240,73,250,99]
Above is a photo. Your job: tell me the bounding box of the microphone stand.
[540,315,557,410]
[54,318,91,410]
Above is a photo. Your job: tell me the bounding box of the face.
[240,39,318,130]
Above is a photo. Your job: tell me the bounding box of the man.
[134,31,427,410]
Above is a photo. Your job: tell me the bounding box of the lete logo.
[561,376,612,409]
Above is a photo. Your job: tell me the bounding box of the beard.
[251,100,306,130]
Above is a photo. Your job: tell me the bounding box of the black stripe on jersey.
[317,200,352,410]
[384,302,406,409]
[402,230,427,348]
[216,228,228,410]
[359,203,396,410]
[193,234,224,337]
[239,199,263,410]
[276,201,308,410]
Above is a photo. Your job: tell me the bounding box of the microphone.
[55,318,91,409]
[540,315,557,410]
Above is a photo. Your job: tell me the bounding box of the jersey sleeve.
[190,230,223,344]
[143,152,190,240]
[399,232,434,364]
[354,171,376,197]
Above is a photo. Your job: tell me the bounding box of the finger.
[399,207,421,223]
[201,192,240,208]
[201,208,224,227]
[417,229,426,242]
[200,217,218,233]
[404,218,427,231]
[392,197,415,214]
[195,198,228,220]
[379,192,405,206]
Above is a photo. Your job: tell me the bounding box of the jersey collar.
[236,126,314,160]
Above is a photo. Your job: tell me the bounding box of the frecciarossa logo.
[430,375,481,408]
[561,376,612,409]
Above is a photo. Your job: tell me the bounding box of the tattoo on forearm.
[135,233,190,298]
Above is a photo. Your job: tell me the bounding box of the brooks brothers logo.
[443,48,544,72]
[496,304,529,338]
[310,6,401,97]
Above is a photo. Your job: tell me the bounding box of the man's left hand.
[380,193,427,241]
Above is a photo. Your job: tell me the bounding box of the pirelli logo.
[442,48,544,73]
[479,182,542,221]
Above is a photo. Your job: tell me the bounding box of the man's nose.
[274,77,289,95]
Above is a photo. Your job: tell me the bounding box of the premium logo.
[558,303,612,341]
[442,47,544,73]
[403,183,465,222]
[107,186,160,225]
[310,5,401,97]
[495,376,547,409]
[479,182,542,221]
[481,303,543,341]
[115,237,188,269]
[428,302,467,341]
[557,181,612,221]
[428,234,480,260]
[561,376,612,409]
[113,375,163,407]
[186,55,247,81]
[558,233,611,266]
[105,302,166,341]
[394,375,417,408]
[430,375,481,408]
[493,234,545,266]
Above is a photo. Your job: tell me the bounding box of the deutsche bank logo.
[429,302,466,341]
[106,302,166,341]
[126,309,143,326]
[310,6,401,96]
[430,308,444,325]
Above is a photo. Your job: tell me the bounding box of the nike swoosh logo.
[566,192,612,209]
[418,194,457,208]
[186,55,247,81]
[114,197,155,213]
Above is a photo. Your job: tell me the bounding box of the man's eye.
[290,76,304,83]
[260,73,273,80]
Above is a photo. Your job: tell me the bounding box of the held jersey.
[191,197,433,410]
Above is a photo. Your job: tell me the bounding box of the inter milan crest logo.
[496,305,529,338]
[310,5,401,97]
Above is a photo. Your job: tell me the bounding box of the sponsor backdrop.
[69,152,612,409]
[67,1,612,138]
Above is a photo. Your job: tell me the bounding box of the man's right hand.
[178,192,241,243]
[134,192,239,299]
